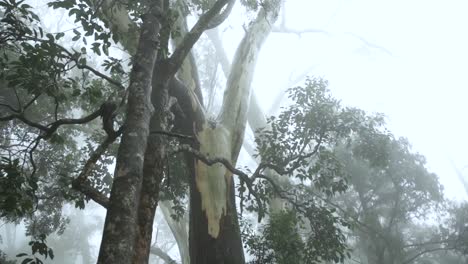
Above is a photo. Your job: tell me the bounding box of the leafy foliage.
[330,121,446,263]
[237,77,388,263]
[16,234,54,264]
[0,0,122,240]
[244,210,304,264]
[0,157,35,219]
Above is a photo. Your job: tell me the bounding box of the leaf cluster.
[16,234,54,264]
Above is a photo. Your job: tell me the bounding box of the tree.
[1,0,354,263]
[5,1,461,264]
[325,126,468,264]
[1,0,237,262]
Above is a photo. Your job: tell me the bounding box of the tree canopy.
[0,0,467,264]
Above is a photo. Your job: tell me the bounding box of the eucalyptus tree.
[0,0,243,262]
[0,1,409,264]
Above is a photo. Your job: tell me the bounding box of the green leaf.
[45,33,54,41]
[91,43,101,56]
[102,44,108,56]
[21,258,33,264]
[55,32,65,40]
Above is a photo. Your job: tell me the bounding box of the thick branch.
[206,0,236,29]
[168,0,231,76]
[150,130,195,141]
[218,0,281,160]
[71,127,123,208]
[43,108,103,138]
[150,246,178,264]
[0,106,103,139]
[173,144,266,220]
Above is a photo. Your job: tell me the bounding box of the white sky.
[3,0,465,262]
[220,0,468,200]
[34,0,468,201]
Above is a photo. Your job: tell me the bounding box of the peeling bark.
[189,1,281,263]
[130,0,233,262]
[195,124,232,238]
[207,20,290,215]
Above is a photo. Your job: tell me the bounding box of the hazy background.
[2,0,468,262]
[219,0,468,201]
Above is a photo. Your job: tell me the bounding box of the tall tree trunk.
[97,4,162,263]
[91,1,240,262]
[188,2,281,263]
[189,158,245,264]
[133,66,170,263]
[128,0,233,261]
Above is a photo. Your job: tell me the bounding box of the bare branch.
[217,0,281,163]
[272,25,330,37]
[42,106,103,138]
[173,144,266,221]
[150,246,178,264]
[206,0,236,29]
[402,245,459,264]
[173,132,322,222]
[344,32,393,56]
[0,113,49,131]
[150,130,195,141]
[168,0,231,75]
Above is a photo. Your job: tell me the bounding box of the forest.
[0,0,468,263]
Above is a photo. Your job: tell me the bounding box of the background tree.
[2,1,468,264]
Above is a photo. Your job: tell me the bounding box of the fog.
[248,0,468,200]
[1,0,468,263]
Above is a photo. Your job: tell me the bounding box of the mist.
[1,0,467,264]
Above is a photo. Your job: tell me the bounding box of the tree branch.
[173,144,266,220]
[272,25,330,37]
[42,107,103,138]
[402,245,459,264]
[0,103,105,139]
[56,44,126,90]
[206,0,236,29]
[150,130,195,141]
[23,36,126,90]
[150,246,178,264]
[168,0,231,75]
[71,126,123,208]
[172,137,323,222]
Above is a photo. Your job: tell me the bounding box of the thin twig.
[150,130,195,141]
